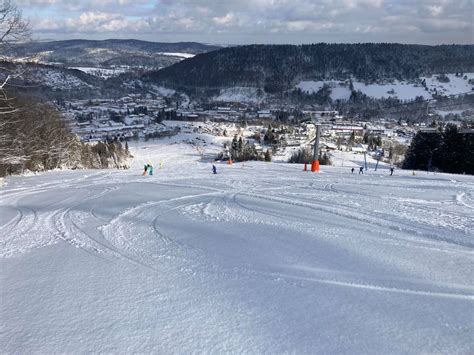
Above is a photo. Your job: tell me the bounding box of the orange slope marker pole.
[311,125,321,172]
[311,160,320,172]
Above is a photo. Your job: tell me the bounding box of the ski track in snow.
[1,139,474,353]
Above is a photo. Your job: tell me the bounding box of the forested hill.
[5,39,220,68]
[144,43,474,93]
[8,39,219,56]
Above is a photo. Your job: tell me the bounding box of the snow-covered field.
[423,73,474,96]
[150,84,176,97]
[158,52,195,59]
[213,86,264,104]
[1,133,473,353]
[353,81,431,100]
[296,74,474,101]
[69,66,128,79]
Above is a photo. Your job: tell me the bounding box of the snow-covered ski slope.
[1,136,473,353]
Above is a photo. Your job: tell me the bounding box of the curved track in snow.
[1,141,474,353]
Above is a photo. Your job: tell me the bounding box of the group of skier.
[142,162,218,176]
[351,166,395,175]
[143,164,154,176]
[351,167,365,174]
[142,162,165,176]
[144,162,397,177]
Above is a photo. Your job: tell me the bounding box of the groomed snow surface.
[1,134,473,353]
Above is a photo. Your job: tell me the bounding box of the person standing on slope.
[390,167,394,176]
[148,164,154,176]
[212,165,217,174]
[143,164,148,176]
[351,167,355,174]
[359,166,364,174]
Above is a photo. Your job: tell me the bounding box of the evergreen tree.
[288,147,312,164]
[403,131,443,171]
[264,149,272,162]
[348,131,356,146]
[403,126,473,174]
[363,131,369,144]
[459,129,474,174]
[231,135,239,152]
[438,124,459,173]
[320,152,332,165]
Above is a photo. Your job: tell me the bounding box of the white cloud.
[21,0,473,44]
[428,5,443,17]
[213,13,236,26]
[287,21,336,32]
[343,0,384,9]
[420,18,471,32]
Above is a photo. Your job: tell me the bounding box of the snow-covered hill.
[5,39,218,71]
[28,66,96,89]
[1,131,473,353]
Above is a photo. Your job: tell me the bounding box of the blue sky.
[18,0,473,44]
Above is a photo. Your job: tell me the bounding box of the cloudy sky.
[17,0,473,45]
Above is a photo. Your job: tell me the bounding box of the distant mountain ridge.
[4,39,221,69]
[144,43,474,93]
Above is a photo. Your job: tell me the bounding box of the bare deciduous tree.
[0,95,131,176]
[0,0,29,51]
[0,0,30,114]
[0,1,33,174]
[0,1,131,176]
